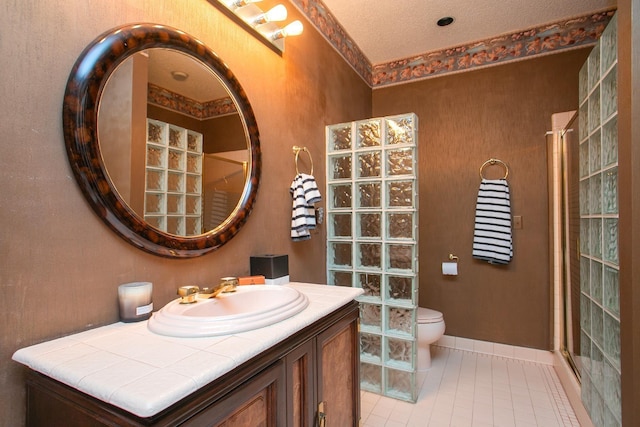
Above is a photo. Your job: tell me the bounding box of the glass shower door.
[560,112,582,379]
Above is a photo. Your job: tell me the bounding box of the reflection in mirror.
[99,49,249,236]
[62,23,261,258]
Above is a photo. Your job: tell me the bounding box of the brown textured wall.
[201,114,247,153]
[372,49,591,350]
[3,2,635,425]
[0,1,370,426]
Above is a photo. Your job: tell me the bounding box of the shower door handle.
[577,238,580,260]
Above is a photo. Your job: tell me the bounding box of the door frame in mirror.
[63,23,261,258]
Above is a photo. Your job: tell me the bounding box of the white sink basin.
[147,285,309,337]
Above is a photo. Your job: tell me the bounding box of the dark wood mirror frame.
[63,23,261,258]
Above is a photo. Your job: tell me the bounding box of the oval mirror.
[63,24,261,258]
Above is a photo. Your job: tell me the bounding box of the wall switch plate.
[513,215,523,229]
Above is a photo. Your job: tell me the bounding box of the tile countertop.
[12,282,363,418]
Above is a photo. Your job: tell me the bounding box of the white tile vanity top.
[12,282,363,418]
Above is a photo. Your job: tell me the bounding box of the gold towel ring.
[479,158,509,180]
[293,146,314,175]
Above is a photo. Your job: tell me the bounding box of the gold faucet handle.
[177,285,199,304]
[219,277,238,295]
[220,277,239,288]
[206,277,239,298]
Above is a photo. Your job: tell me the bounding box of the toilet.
[417,307,446,370]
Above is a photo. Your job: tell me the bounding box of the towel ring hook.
[479,158,509,180]
[293,146,314,175]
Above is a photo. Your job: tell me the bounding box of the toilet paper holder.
[442,254,459,276]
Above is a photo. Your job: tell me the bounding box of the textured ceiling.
[147,49,230,102]
[321,0,616,65]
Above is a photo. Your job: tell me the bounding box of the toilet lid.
[417,307,443,323]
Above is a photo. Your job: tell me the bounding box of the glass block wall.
[578,14,620,427]
[326,113,419,402]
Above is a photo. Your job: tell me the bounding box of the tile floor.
[360,346,581,427]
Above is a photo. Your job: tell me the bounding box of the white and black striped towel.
[472,179,513,265]
[290,173,322,241]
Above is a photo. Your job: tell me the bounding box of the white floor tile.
[493,386,512,399]
[360,346,582,427]
[389,402,413,424]
[370,397,396,418]
[515,419,539,427]
[362,413,387,427]
[473,406,494,421]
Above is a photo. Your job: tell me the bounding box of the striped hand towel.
[472,179,513,265]
[290,173,322,241]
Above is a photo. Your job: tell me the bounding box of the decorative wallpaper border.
[371,10,615,87]
[289,0,372,83]
[290,0,615,88]
[147,83,237,119]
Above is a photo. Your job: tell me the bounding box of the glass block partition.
[145,119,203,235]
[578,14,620,427]
[326,113,419,402]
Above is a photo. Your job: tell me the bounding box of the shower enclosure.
[553,13,620,426]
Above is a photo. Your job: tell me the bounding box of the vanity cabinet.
[185,361,284,426]
[284,305,360,427]
[24,300,360,427]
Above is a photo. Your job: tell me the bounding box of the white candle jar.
[118,282,153,322]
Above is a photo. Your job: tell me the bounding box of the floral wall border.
[371,9,615,87]
[147,83,237,120]
[290,0,615,88]
[290,0,372,83]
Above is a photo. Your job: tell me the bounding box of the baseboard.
[435,334,555,365]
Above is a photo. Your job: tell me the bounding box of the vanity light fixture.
[224,0,262,10]
[210,0,303,54]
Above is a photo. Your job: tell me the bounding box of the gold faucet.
[199,277,239,299]
[177,285,199,304]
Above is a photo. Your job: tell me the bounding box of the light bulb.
[254,4,287,24]
[265,4,287,21]
[272,20,304,40]
[282,20,303,37]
